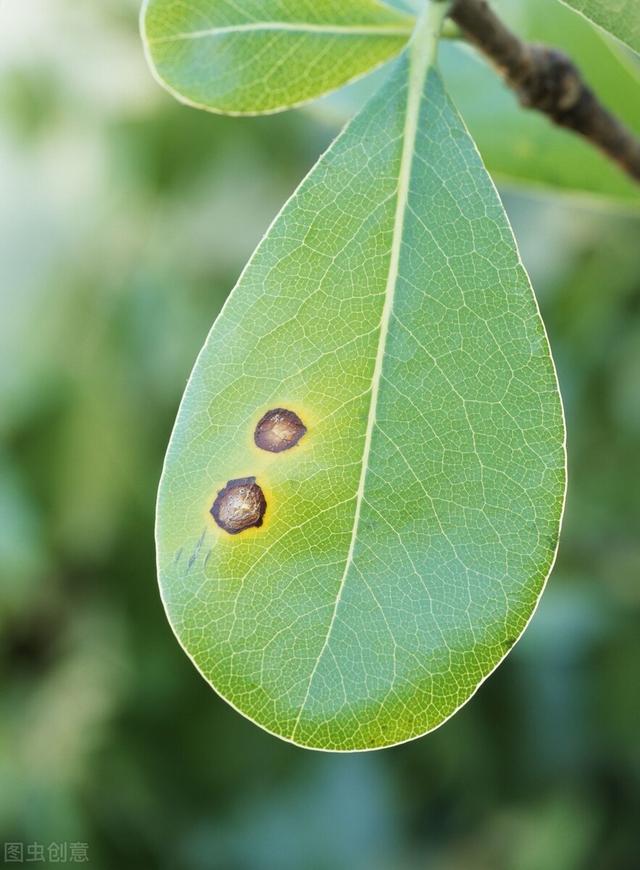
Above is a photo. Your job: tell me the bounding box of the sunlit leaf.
[559,0,640,54]
[141,0,414,115]
[156,5,566,750]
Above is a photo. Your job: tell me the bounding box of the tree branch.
[448,0,640,184]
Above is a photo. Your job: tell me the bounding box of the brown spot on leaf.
[210,477,267,535]
[254,408,306,453]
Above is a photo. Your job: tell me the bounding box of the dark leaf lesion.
[209,409,307,536]
[211,477,267,535]
[254,408,306,453]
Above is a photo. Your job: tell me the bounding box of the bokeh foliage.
[1,0,639,867]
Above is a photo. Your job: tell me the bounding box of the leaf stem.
[410,0,449,80]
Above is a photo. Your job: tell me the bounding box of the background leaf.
[141,0,414,115]
[559,0,640,54]
[156,15,566,750]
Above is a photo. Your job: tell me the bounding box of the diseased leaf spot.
[254,408,307,453]
[210,477,267,535]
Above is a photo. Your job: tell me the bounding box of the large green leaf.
[559,0,640,54]
[141,0,414,115]
[156,3,566,751]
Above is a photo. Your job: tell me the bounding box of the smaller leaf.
[559,0,640,54]
[141,0,414,115]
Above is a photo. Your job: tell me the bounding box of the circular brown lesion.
[254,408,306,453]
[210,477,267,535]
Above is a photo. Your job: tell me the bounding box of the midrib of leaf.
[290,0,448,742]
[149,22,415,45]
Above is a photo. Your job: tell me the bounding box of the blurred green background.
[1,1,639,868]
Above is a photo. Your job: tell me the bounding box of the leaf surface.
[559,0,640,54]
[141,0,414,114]
[156,4,566,751]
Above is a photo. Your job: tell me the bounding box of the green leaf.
[156,3,566,751]
[559,0,640,54]
[140,0,414,115]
